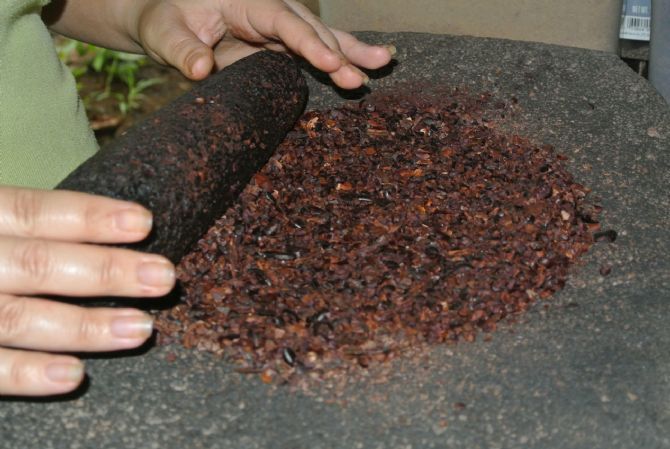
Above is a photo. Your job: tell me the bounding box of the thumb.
[166,32,214,80]
[143,18,214,80]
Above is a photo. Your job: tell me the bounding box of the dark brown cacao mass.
[57,51,308,263]
[157,88,599,385]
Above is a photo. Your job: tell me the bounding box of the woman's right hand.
[0,187,175,396]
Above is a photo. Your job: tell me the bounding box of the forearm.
[42,0,146,53]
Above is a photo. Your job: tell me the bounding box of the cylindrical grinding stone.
[58,51,308,263]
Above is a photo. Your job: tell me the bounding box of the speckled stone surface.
[2,33,669,449]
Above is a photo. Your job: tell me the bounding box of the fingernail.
[352,67,370,85]
[187,52,202,71]
[45,362,84,384]
[188,52,211,78]
[111,314,154,339]
[115,209,152,234]
[137,261,175,288]
[385,44,397,56]
[347,65,370,86]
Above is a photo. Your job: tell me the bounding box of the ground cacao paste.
[57,51,307,263]
[157,88,600,384]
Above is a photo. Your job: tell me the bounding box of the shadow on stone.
[298,57,398,102]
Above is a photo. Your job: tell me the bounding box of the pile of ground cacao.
[156,87,601,385]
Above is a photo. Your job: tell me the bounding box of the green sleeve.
[0,0,98,189]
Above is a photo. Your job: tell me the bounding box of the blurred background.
[308,0,622,52]
[56,0,668,143]
[305,0,658,78]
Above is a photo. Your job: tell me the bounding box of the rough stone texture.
[2,33,669,449]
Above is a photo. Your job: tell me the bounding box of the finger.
[213,38,366,89]
[0,187,153,244]
[248,7,342,73]
[329,64,371,89]
[0,348,83,396]
[213,39,264,70]
[280,2,367,88]
[141,13,214,80]
[0,294,153,352]
[331,29,395,70]
[0,236,175,297]
[172,33,215,80]
[284,0,344,55]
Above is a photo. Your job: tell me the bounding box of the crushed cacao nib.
[156,87,598,385]
[593,229,618,243]
[599,264,613,276]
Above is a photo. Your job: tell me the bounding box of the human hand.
[0,187,175,396]
[131,0,394,89]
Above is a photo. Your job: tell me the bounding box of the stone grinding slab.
[1,32,669,449]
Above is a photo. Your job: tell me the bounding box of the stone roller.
[57,51,308,264]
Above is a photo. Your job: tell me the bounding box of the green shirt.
[0,0,97,189]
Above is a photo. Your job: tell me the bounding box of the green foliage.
[55,38,164,116]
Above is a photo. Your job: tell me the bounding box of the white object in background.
[650,0,670,103]
[620,0,651,41]
[319,0,622,53]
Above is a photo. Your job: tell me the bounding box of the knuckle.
[270,8,297,34]
[9,361,26,388]
[76,310,104,345]
[83,205,102,235]
[274,8,296,26]
[97,254,122,289]
[0,297,27,343]
[13,241,53,284]
[11,189,42,237]
[172,37,194,60]
[7,357,34,391]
